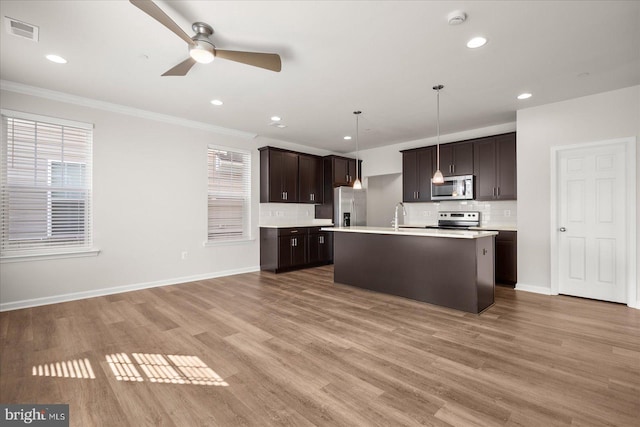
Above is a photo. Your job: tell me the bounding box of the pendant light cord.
[356,113,359,170]
[436,86,441,170]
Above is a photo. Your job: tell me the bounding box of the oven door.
[431,175,474,200]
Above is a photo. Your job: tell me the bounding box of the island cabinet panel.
[260,227,333,273]
[495,230,517,285]
[473,132,517,200]
[332,232,495,314]
[402,147,434,202]
[298,154,323,203]
[260,147,299,203]
[438,140,474,177]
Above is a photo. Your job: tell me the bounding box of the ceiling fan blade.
[162,57,197,76]
[215,50,282,72]
[130,0,195,46]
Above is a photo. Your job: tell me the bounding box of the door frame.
[550,137,637,308]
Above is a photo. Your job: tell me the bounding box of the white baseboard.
[628,300,640,310]
[0,266,261,312]
[514,282,553,295]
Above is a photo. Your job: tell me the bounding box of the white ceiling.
[1,1,639,153]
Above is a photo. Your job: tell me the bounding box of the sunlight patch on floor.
[107,353,228,386]
[32,358,95,379]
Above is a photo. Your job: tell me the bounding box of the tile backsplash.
[404,200,517,228]
[259,203,324,225]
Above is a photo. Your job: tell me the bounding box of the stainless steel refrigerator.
[334,186,367,227]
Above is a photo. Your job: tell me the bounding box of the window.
[1,110,93,258]
[207,146,251,242]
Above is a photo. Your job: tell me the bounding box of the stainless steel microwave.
[431,175,474,201]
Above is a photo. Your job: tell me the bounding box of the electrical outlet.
[426,211,432,217]
[181,251,188,260]
[504,210,511,217]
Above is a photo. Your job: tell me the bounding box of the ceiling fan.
[129,0,282,76]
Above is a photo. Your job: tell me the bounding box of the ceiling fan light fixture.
[189,40,214,64]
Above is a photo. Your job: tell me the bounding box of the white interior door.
[557,142,627,303]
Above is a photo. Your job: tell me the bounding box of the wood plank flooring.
[1,266,639,426]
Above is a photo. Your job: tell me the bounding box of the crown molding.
[0,80,257,140]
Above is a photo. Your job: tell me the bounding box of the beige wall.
[516,85,639,307]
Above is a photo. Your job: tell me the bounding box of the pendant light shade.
[432,84,445,184]
[352,111,362,189]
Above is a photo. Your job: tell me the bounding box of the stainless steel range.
[425,211,480,230]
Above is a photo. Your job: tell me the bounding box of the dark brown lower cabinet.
[495,231,517,286]
[260,227,333,273]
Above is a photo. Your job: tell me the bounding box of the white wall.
[0,88,315,309]
[516,85,639,306]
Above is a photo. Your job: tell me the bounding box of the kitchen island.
[321,226,498,314]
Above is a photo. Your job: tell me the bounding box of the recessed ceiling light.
[46,54,67,64]
[210,99,223,106]
[466,37,487,49]
[270,116,281,122]
[517,93,532,100]
[269,122,287,128]
[344,136,352,140]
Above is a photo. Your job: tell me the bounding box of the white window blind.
[207,146,251,242]
[1,111,93,257]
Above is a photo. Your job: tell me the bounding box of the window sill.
[1,248,101,263]
[203,238,256,247]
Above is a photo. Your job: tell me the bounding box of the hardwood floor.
[1,266,639,426]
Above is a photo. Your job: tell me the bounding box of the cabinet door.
[333,157,350,186]
[402,151,419,202]
[473,137,498,201]
[496,133,517,200]
[347,158,358,183]
[299,155,323,203]
[403,148,434,202]
[309,232,332,264]
[437,144,454,177]
[267,150,299,202]
[416,147,434,201]
[452,141,474,176]
[278,235,307,268]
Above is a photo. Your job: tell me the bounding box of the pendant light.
[432,84,445,184]
[352,110,363,189]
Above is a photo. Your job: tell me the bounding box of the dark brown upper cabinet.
[260,147,324,204]
[402,146,434,202]
[331,156,359,187]
[260,147,299,203]
[436,141,474,177]
[298,154,323,204]
[473,132,517,200]
[315,155,362,219]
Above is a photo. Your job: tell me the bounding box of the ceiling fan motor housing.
[189,22,215,63]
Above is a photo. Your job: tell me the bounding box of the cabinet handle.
[310,193,314,201]
[497,187,500,197]
[493,188,496,197]
[452,164,455,174]
[319,236,324,244]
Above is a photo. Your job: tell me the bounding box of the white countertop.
[260,220,334,228]
[321,226,498,239]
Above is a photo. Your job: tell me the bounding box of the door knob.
[559,227,566,232]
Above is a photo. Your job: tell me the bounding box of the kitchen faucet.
[393,202,407,231]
